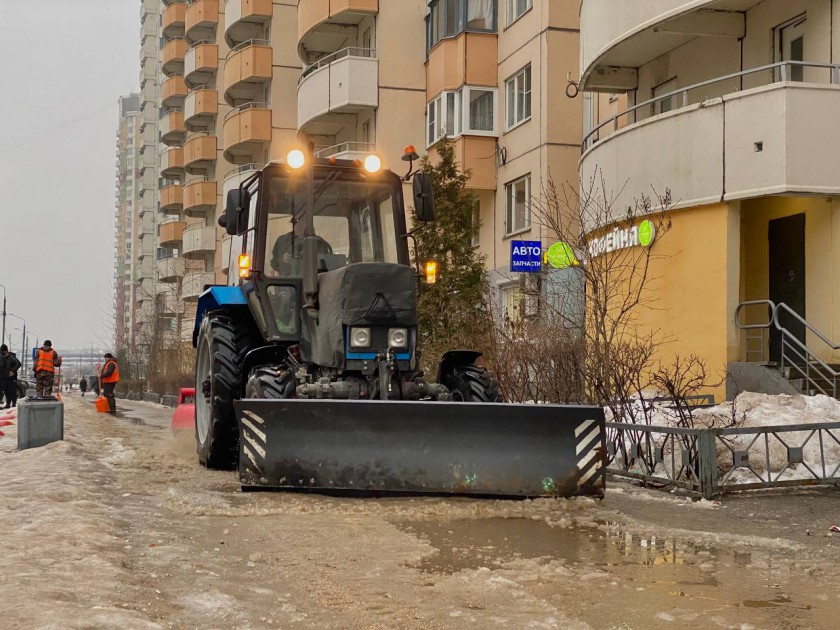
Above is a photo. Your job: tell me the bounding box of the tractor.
[193,148,605,498]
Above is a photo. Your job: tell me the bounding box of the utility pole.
[20,325,25,372]
[0,284,6,350]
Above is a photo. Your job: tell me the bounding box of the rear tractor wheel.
[444,364,502,402]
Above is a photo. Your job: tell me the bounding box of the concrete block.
[17,399,64,450]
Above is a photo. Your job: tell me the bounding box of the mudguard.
[235,399,606,498]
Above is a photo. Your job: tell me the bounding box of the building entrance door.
[768,213,806,362]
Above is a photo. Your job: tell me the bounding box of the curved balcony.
[580,62,840,222]
[160,292,186,317]
[183,132,218,173]
[297,48,378,137]
[162,2,187,39]
[160,109,186,146]
[314,141,375,161]
[184,87,218,131]
[161,75,188,107]
[224,0,272,47]
[223,163,261,195]
[223,40,272,105]
[160,183,184,214]
[185,42,218,86]
[139,146,156,173]
[159,220,187,247]
[184,177,218,217]
[298,0,378,61]
[161,37,188,76]
[185,0,219,42]
[183,271,217,301]
[160,147,185,178]
[183,225,217,259]
[220,235,233,274]
[223,103,271,162]
[580,0,742,91]
[157,256,186,283]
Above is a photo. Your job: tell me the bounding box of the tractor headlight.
[350,327,371,348]
[388,328,408,349]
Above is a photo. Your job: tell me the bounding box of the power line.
[0,101,119,154]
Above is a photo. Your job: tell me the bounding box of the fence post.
[698,429,718,499]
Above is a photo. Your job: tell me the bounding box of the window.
[506,65,531,129]
[427,87,497,146]
[501,284,522,322]
[507,0,532,25]
[427,0,497,51]
[776,15,806,82]
[505,175,530,235]
[652,78,677,116]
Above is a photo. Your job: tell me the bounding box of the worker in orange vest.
[33,340,62,398]
[99,353,120,415]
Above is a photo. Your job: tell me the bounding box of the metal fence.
[607,421,840,498]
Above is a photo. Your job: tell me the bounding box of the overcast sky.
[0,0,138,353]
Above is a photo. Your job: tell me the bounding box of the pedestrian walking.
[33,340,62,398]
[0,344,22,409]
[99,353,120,415]
[79,376,88,397]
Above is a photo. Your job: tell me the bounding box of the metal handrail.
[162,35,186,46]
[299,47,377,83]
[314,141,375,158]
[224,163,261,180]
[185,174,212,184]
[227,38,271,56]
[159,107,184,119]
[187,39,216,50]
[734,300,775,363]
[583,60,840,153]
[224,101,270,121]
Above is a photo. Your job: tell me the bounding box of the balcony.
[183,225,217,258]
[183,271,217,301]
[184,178,218,216]
[298,0,378,60]
[158,256,185,283]
[160,147,185,178]
[184,87,218,131]
[159,220,186,247]
[186,0,219,42]
[223,40,272,105]
[297,48,378,136]
[314,141,375,161]
[224,0,272,47]
[185,42,218,86]
[160,292,186,316]
[580,63,840,218]
[137,239,156,260]
[160,109,186,146]
[220,235,233,274]
[162,2,187,39]
[162,75,188,107]
[139,147,156,173]
[580,0,743,91]
[224,163,261,196]
[223,103,271,161]
[161,37,188,75]
[183,132,217,173]
[160,183,184,214]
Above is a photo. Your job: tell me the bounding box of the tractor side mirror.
[413,174,436,222]
[220,189,250,235]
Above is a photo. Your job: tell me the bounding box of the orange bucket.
[95,396,111,413]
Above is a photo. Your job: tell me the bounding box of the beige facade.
[580,0,840,400]
[144,0,584,328]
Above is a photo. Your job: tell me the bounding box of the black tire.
[444,365,502,402]
[195,311,255,469]
[245,366,296,399]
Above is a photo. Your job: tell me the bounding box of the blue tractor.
[192,149,605,498]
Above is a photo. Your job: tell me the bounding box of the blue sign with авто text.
[510,240,542,273]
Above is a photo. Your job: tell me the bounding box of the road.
[1,395,839,629]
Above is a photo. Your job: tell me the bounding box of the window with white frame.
[506,65,531,129]
[507,0,532,25]
[427,86,498,146]
[652,77,677,116]
[501,283,522,322]
[505,174,530,235]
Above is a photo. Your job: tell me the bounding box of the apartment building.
[143,0,583,334]
[579,0,840,399]
[114,94,141,349]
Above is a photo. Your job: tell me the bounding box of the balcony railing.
[300,46,376,83]
[314,141,375,160]
[583,61,840,153]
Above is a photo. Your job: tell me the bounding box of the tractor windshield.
[263,168,401,278]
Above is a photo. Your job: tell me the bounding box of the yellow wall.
[740,196,839,362]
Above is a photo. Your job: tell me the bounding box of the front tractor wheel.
[195,312,253,469]
[245,366,296,399]
[444,365,502,403]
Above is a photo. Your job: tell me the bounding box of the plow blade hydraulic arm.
[236,400,606,498]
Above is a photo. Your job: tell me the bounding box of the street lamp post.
[0,284,6,349]
[6,313,25,372]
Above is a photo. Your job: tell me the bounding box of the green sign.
[546,242,579,269]
[638,220,655,247]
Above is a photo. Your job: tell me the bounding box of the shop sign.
[546,242,579,269]
[588,220,656,257]
[510,240,542,273]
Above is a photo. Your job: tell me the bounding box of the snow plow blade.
[235,399,606,498]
